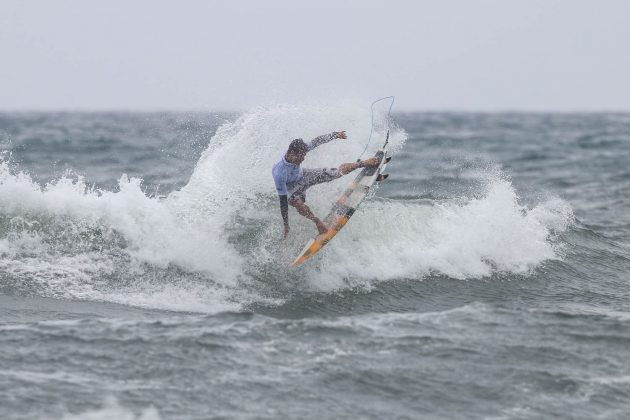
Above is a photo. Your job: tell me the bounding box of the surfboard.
[291,134,391,266]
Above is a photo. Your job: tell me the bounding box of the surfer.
[272,131,380,238]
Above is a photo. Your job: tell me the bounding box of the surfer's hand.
[335,131,347,140]
[283,225,290,239]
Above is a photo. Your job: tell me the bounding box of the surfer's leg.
[300,168,342,187]
[286,168,344,235]
[289,198,328,235]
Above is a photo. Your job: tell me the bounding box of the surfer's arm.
[273,166,290,235]
[279,195,289,228]
[307,131,347,150]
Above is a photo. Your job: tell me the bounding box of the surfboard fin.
[376,174,389,182]
[385,156,392,163]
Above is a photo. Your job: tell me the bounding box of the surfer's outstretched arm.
[307,131,347,150]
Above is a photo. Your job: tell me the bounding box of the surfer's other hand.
[335,131,347,140]
[283,225,290,239]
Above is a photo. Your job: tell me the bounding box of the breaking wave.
[0,102,573,311]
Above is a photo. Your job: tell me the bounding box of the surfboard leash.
[357,96,395,161]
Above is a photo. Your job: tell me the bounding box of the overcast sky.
[1,0,629,111]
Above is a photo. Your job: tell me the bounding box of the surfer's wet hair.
[288,138,309,155]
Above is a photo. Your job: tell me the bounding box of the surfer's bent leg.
[287,165,374,235]
[300,168,342,188]
[289,197,328,235]
[287,168,341,208]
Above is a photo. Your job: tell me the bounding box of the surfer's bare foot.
[315,220,329,235]
[362,156,380,167]
[339,157,381,175]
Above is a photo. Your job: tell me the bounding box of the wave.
[60,396,161,420]
[0,103,574,312]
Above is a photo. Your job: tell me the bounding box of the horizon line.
[1,107,630,115]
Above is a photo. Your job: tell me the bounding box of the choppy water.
[1,105,630,419]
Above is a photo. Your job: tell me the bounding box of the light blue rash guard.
[272,133,336,196]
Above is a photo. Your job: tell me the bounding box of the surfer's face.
[286,151,306,165]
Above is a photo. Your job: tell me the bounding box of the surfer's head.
[286,139,308,164]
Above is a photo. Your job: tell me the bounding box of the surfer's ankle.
[315,221,328,234]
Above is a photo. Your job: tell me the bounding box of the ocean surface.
[1,105,630,419]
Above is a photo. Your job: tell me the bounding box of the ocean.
[1,104,629,419]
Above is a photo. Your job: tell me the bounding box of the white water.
[294,175,573,291]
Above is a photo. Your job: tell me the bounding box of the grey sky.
[1,0,629,111]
